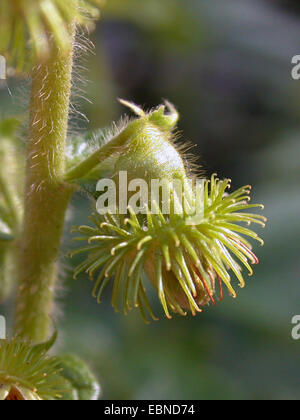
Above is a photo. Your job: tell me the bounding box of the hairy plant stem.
[14,30,76,343]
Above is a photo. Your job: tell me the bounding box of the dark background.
[1,0,300,399]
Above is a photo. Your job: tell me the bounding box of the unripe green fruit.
[114,101,187,182]
[114,123,187,182]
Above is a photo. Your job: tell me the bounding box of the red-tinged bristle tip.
[194,266,216,306]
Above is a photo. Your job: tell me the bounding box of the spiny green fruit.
[72,176,265,321]
[0,334,70,400]
[71,101,266,321]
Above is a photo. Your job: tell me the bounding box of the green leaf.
[56,354,101,401]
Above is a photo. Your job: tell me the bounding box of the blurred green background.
[1,0,300,400]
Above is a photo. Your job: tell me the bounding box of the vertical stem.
[14,29,76,343]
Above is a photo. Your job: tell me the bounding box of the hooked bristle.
[72,174,265,322]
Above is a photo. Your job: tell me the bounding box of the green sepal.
[56,354,101,401]
[30,329,58,356]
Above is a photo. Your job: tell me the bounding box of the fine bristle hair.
[68,27,96,136]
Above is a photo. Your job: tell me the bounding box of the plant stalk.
[64,119,144,181]
[14,29,76,343]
